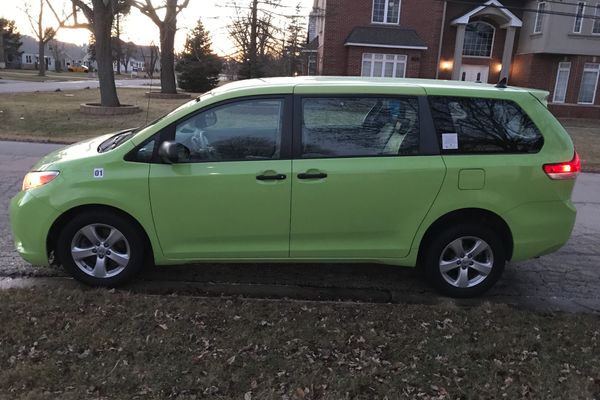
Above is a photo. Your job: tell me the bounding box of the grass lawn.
[559,119,600,173]
[0,287,598,399]
[0,88,191,143]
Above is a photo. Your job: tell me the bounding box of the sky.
[1,0,314,56]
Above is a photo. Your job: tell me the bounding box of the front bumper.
[9,190,60,266]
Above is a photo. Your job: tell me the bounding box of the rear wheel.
[57,211,145,286]
[424,224,505,297]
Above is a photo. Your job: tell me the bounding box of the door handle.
[256,173,287,181]
[298,172,328,180]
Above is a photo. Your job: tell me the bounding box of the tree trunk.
[38,39,46,76]
[93,6,120,107]
[159,23,177,94]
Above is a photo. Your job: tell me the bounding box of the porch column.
[500,26,517,82]
[451,24,466,80]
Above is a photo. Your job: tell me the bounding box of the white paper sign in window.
[442,133,459,150]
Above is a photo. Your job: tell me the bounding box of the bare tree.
[24,0,71,76]
[113,12,123,74]
[132,0,190,94]
[0,23,5,69]
[140,44,159,78]
[49,38,65,71]
[120,40,136,72]
[228,0,281,78]
[50,0,131,107]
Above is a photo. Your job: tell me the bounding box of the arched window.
[463,22,495,58]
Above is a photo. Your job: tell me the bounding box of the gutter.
[435,0,448,80]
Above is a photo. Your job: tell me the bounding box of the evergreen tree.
[176,20,221,93]
[0,18,23,67]
[283,4,306,76]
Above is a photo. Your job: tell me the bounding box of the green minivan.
[10,77,580,297]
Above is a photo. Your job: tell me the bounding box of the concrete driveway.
[1,140,599,313]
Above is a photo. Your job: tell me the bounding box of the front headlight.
[22,171,60,191]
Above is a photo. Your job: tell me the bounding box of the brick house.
[306,0,600,118]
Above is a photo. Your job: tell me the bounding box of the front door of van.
[149,97,292,260]
[289,94,446,259]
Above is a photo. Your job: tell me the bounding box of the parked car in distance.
[67,64,89,73]
[10,77,580,297]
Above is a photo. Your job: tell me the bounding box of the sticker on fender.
[93,168,104,178]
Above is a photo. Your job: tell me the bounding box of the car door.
[149,96,292,260]
[290,92,446,259]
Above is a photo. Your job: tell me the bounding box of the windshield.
[133,93,213,134]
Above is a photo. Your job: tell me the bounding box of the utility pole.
[115,13,122,75]
[0,20,5,69]
[249,0,258,78]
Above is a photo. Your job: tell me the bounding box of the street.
[0,78,159,93]
[1,140,599,313]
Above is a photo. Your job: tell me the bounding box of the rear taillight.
[543,152,581,180]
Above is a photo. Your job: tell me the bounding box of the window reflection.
[174,99,283,162]
[429,97,544,153]
[301,97,420,158]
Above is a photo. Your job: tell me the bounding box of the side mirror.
[158,141,189,164]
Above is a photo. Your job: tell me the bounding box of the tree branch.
[72,0,93,24]
[131,0,161,25]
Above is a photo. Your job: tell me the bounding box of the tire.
[423,224,505,298]
[56,210,146,287]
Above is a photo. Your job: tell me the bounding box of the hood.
[31,133,117,171]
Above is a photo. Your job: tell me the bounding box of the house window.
[573,2,586,33]
[372,0,400,24]
[593,3,600,34]
[463,22,495,58]
[534,2,546,33]
[25,55,32,63]
[361,53,407,78]
[553,62,571,103]
[578,63,600,104]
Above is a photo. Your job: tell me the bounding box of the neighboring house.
[19,36,54,71]
[19,36,90,72]
[113,44,160,75]
[307,0,600,117]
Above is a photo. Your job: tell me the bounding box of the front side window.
[593,3,600,33]
[372,0,400,24]
[578,63,600,104]
[553,62,571,103]
[173,99,284,162]
[534,2,546,33]
[429,97,544,154]
[301,97,420,158]
[574,2,586,33]
[361,53,407,78]
[463,22,495,58]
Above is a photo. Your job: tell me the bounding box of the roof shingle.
[345,26,428,50]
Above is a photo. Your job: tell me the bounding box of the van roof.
[210,76,548,101]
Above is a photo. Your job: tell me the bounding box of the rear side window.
[429,96,544,154]
[301,97,420,158]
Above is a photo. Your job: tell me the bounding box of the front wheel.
[56,211,146,287]
[423,224,506,298]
